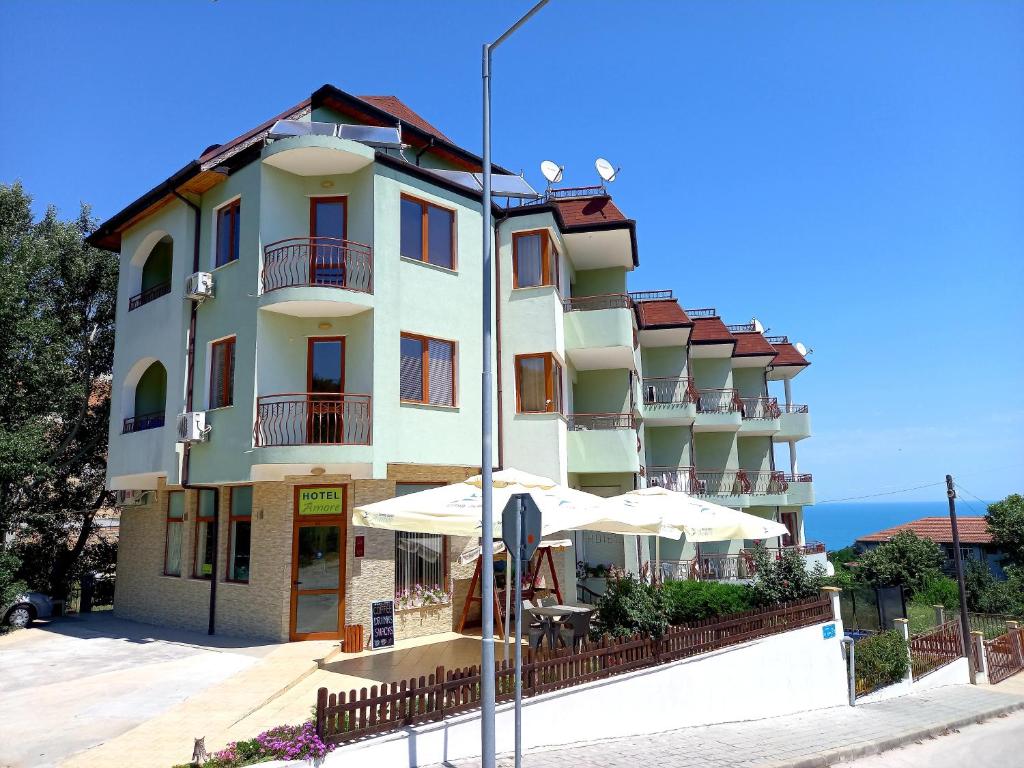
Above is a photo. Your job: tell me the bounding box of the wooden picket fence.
[909,619,964,679]
[316,594,834,746]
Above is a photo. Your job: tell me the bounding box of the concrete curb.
[767,696,1024,768]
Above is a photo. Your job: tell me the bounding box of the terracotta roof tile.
[856,517,992,545]
[771,341,810,367]
[690,316,735,344]
[358,95,452,143]
[636,300,691,329]
[733,331,777,357]
[553,196,628,228]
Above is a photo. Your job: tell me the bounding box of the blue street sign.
[822,623,836,639]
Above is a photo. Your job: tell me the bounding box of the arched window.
[130,235,173,311]
[124,361,167,433]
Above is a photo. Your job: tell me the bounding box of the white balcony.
[692,388,742,432]
[567,413,640,474]
[562,294,636,370]
[775,405,811,441]
[640,377,696,425]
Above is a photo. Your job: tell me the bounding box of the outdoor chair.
[540,594,558,607]
[558,611,591,652]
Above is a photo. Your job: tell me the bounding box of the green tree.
[855,531,944,595]
[747,545,826,607]
[986,493,1024,570]
[0,182,118,600]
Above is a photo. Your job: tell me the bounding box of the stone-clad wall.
[112,464,479,643]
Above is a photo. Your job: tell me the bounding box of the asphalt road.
[842,708,1024,768]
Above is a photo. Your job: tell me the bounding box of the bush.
[914,574,959,612]
[747,546,826,607]
[593,569,668,639]
[180,722,330,768]
[856,531,943,595]
[662,579,753,624]
[855,630,909,694]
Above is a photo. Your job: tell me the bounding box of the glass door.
[307,337,344,444]
[290,522,343,640]
[310,197,347,286]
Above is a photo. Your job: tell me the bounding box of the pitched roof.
[635,299,691,329]
[733,331,777,358]
[856,517,993,545]
[358,95,452,142]
[770,341,810,367]
[690,316,735,344]
[552,196,628,227]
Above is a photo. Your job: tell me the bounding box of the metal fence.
[909,619,964,679]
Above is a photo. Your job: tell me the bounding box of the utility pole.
[946,474,977,684]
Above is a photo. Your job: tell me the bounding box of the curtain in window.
[552,360,563,413]
[400,336,424,401]
[516,234,543,287]
[427,339,454,406]
[518,357,547,411]
[165,522,182,576]
[395,532,445,595]
[210,339,235,408]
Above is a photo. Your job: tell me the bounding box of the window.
[400,195,455,270]
[394,483,447,603]
[400,334,456,406]
[164,491,184,576]
[194,489,216,579]
[210,337,236,409]
[227,486,252,582]
[515,353,563,413]
[513,230,558,289]
[216,199,241,267]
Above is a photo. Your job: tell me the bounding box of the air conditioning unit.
[176,411,210,443]
[185,272,214,301]
[115,489,151,507]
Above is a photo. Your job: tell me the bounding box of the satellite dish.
[752,318,764,333]
[794,342,808,356]
[540,160,563,184]
[595,157,619,183]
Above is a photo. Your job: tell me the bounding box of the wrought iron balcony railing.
[567,412,638,431]
[128,281,172,311]
[628,289,674,302]
[122,411,165,434]
[641,377,698,406]
[647,467,787,496]
[695,388,743,414]
[779,403,809,414]
[262,237,373,294]
[253,393,372,447]
[740,396,781,420]
[745,470,789,495]
[561,293,633,312]
[683,307,716,318]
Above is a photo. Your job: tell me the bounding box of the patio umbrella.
[351,468,609,538]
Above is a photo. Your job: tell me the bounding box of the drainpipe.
[492,207,506,471]
[414,137,435,166]
[172,186,221,636]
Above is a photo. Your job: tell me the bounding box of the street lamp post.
[479,3,549,765]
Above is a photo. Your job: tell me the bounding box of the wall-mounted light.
[318,322,332,330]
[311,466,326,476]
[320,179,335,189]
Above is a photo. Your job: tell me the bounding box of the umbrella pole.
[504,550,512,663]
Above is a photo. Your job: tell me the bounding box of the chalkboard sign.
[371,600,395,650]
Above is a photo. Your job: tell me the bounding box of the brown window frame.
[193,489,217,580]
[394,482,449,595]
[514,353,564,414]
[225,486,253,583]
[163,491,184,577]
[512,229,559,289]
[209,336,236,409]
[399,332,457,407]
[215,199,241,268]
[400,193,457,270]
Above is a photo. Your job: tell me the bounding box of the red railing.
[740,396,781,419]
[128,280,172,311]
[315,596,833,746]
[122,411,165,433]
[567,412,637,431]
[910,620,965,679]
[562,293,633,312]
[684,307,717,318]
[984,627,1024,684]
[696,388,742,414]
[642,377,698,406]
[779,403,809,414]
[745,470,789,495]
[253,393,372,446]
[261,237,373,294]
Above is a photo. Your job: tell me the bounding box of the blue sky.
[2,1,1021,504]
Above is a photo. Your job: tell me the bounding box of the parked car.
[3,592,55,629]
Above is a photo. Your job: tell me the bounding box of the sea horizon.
[805,499,995,551]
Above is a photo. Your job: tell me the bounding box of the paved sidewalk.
[433,685,1024,768]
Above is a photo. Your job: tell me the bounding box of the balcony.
[646,467,788,506]
[776,403,811,441]
[661,542,827,583]
[783,473,814,505]
[128,281,172,312]
[258,237,374,317]
[567,412,640,474]
[640,377,697,425]
[692,388,742,432]
[253,393,372,447]
[562,294,636,371]
[122,411,165,434]
[738,396,781,436]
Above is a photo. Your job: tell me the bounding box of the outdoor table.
[527,605,593,649]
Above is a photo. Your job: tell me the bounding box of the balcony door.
[310,197,347,286]
[307,337,345,444]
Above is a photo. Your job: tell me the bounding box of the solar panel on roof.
[338,124,403,148]
[268,120,337,138]
[429,169,483,191]
[477,173,541,199]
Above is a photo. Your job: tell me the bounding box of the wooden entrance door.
[307,337,345,443]
[310,197,347,286]
[290,486,347,640]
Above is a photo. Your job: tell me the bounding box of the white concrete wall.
[857,657,971,705]
[315,619,847,767]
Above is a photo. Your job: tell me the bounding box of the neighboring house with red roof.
[855,516,1007,579]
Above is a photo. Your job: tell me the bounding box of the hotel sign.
[297,487,345,516]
